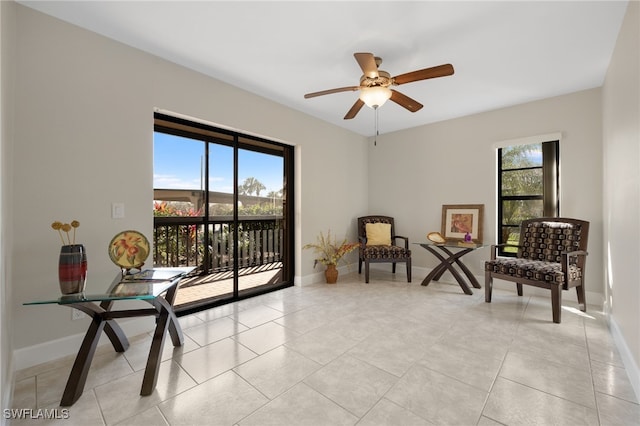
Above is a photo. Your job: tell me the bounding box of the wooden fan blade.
[392,64,454,85]
[304,86,359,99]
[390,90,423,112]
[344,99,365,120]
[354,53,379,78]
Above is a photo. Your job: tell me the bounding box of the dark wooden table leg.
[163,282,184,347]
[60,315,105,406]
[454,256,482,289]
[103,320,130,352]
[99,300,130,351]
[167,312,183,347]
[140,296,173,396]
[438,246,482,289]
[73,302,130,352]
[431,247,455,282]
[421,246,449,286]
[420,246,474,295]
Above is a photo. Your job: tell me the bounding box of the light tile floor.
[11,271,640,425]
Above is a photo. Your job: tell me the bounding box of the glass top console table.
[24,267,195,406]
[415,242,486,295]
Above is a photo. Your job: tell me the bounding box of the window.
[497,140,559,255]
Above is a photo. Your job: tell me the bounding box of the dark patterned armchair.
[485,217,589,323]
[357,216,411,284]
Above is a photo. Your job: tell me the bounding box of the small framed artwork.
[441,204,484,243]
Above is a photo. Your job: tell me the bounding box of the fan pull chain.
[374,106,379,146]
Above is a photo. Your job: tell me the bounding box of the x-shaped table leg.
[420,245,481,295]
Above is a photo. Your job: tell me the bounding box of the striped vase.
[59,244,87,294]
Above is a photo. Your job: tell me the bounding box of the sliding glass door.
[153,113,294,313]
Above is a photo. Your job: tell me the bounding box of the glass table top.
[415,241,487,249]
[24,267,195,305]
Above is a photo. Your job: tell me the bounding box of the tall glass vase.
[59,244,87,294]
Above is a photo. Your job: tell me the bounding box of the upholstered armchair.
[357,216,412,284]
[485,217,589,323]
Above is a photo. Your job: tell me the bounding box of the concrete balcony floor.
[174,263,283,309]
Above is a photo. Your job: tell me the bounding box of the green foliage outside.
[210,202,283,217]
[501,144,544,248]
[153,201,203,267]
[153,177,283,268]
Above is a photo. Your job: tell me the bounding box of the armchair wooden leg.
[358,259,362,274]
[365,260,370,284]
[406,260,411,283]
[485,272,492,303]
[551,285,562,323]
[516,283,523,296]
[392,262,396,274]
[576,284,586,312]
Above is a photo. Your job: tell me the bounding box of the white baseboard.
[13,317,155,372]
[296,264,359,287]
[608,314,640,403]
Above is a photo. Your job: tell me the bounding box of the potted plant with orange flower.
[303,230,359,283]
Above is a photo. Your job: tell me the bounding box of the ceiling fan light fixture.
[359,86,392,109]
[304,52,454,119]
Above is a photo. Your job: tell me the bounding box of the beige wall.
[1,0,16,411]
[10,4,368,353]
[368,88,604,299]
[603,0,640,391]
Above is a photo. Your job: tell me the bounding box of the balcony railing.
[153,215,284,273]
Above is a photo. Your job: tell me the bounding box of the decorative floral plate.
[108,230,150,269]
[427,231,447,244]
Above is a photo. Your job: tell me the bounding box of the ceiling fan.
[304,52,454,120]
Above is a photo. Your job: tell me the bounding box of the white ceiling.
[18,1,629,137]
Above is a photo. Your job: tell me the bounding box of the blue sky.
[153,132,284,194]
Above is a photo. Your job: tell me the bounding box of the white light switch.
[112,203,125,219]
